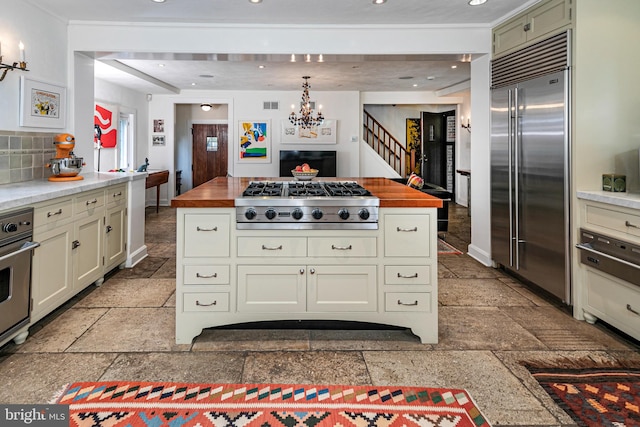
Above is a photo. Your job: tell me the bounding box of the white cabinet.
[493,0,572,57]
[31,184,128,323]
[175,207,438,345]
[577,198,640,340]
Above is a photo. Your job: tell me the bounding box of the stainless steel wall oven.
[0,208,39,345]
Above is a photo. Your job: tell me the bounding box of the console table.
[146,170,169,213]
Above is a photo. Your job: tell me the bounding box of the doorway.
[192,124,228,187]
[421,110,456,196]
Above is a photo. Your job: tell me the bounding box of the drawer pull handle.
[196,272,218,278]
[47,209,63,217]
[86,198,98,206]
[625,221,639,229]
[262,245,283,250]
[397,299,418,306]
[112,192,122,197]
[331,244,352,250]
[197,226,218,231]
[627,304,640,316]
[397,273,419,278]
[397,226,418,232]
[196,300,217,307]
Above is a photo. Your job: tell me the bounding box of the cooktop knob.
[3,223,18,233]
[292,208,304,220]
[265,208,277,220]
[338,208,350,220]
[244,208,257,220]
[312,208,323,220]
[358,208,370,220]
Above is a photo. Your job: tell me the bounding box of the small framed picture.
[152,135,166,146]
[19,76,66,128]
[153,119,164,133]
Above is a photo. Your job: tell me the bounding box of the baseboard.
[126,245,148,268]
[467,243,492,267]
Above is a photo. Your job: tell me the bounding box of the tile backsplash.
[0,131,57,184]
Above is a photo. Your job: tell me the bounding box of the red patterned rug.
[527,365,640,426]
[52,382,491,427]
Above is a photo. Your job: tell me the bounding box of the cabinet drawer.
[584,269,640,339]
[74,189,105,216]
[385,266,432,285]
[238,237,307,257]
[184,214,231,257]
[106,184,127,207]
[34,198,73,227]
[585,205,640,240]
[184,265,230,285]
[183,292,229,312]
[385,292,432,313]
[308,237,376,257]
[384,214,431,257]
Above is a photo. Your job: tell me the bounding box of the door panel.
[193,124,228,187]
[420,110,455,194]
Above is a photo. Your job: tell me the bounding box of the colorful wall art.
[94,102,118,148]
[239,120,270,162]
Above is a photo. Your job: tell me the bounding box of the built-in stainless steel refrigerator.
[490,31,571,303]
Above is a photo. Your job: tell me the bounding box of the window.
[118,112,135,170]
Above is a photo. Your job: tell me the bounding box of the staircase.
[363,110,412,176]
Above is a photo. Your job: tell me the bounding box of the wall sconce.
[0,41,29,82]
[201,103,212,111]
[461,117,471,133]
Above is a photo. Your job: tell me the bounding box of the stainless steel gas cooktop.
[235,181,379,230]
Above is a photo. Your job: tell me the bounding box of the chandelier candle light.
[289,76,324,129]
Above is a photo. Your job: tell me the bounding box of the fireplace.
[279,150,337,177]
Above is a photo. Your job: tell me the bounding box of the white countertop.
[0,172,147,212]
[577,190,640,210]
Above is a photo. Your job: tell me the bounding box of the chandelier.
[289,76,324,129]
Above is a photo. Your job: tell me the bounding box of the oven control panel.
[236,204,379,230]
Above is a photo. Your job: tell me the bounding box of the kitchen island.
[171,177,442,344]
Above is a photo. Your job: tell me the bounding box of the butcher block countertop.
[171,177,443,208]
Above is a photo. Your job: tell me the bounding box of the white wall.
[0,2,67,131]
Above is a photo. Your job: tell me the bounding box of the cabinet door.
[307,265,377,312]
[237,265,306,312]
[105,205,127,271]
[493,15,528,57]
[73,214,103,290]
[528,0,571,42]
[31,223,74,322]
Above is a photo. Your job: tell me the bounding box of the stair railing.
[363,110,407,176]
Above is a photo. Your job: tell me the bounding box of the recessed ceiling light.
[412,84,418,87]
[158,63,165,67]
[191,83,196,86]
[468,0,487,5]
[151,0,166,3]
[451,65,458,69]
[373,0,387,4]
[258,65,265,69]
[249,0,262,3]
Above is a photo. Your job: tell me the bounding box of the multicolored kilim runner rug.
[52,381,491,427]
[527,366,640,427]
[438,238,463,255]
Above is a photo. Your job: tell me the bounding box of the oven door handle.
[0,241,40,263]
[576,243,640,271]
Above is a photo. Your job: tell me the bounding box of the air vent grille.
[263,101,279,110]
[491,31,570,89]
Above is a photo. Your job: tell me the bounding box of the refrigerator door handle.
[507,88,514,267]
[513,86,520,270]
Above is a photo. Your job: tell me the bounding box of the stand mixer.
[47,133,85,182]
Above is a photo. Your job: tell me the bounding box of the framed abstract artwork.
[19,76,66,128]
[238,120,270,162]
[94,102,119,148]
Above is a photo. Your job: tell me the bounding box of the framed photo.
[19,76,66,128]
[239,120,271,162]
[152,135,166,146]
[281,119,337,144]
[153,119,164,133]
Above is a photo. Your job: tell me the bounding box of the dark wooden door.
[192,124,228,187]
[421,110,455,195]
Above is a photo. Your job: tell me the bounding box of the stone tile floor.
[1,204,639,426]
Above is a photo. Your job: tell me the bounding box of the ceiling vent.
[263,101,279,110]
